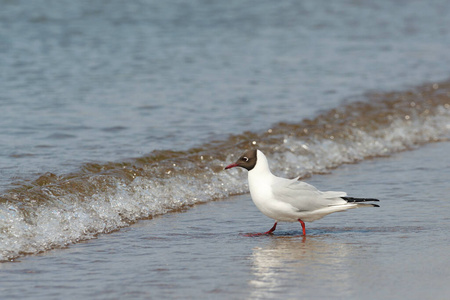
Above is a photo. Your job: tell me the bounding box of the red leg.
[244,222,277,237]
[298,219,306,236]
[264,222,277,234]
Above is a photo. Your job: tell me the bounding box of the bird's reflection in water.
[248,234,356,299]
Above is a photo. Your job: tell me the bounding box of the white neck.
[247,150,275,207]
[249,150,272,176]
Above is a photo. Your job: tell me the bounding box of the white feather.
[248,150,362,223]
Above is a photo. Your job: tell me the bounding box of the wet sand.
[1,142,450,299]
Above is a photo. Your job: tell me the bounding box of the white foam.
[0,103,448,261]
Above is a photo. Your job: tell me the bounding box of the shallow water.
[2,0,450,190]
[1,1,450,294]
[1,142,449,299]
[1,81,448,262]
[2,0,450,261]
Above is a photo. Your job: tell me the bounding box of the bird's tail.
[342,196,380,207]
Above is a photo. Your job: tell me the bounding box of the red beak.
[225,163,239,170]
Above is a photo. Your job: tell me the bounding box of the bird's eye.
[242,157,249,162]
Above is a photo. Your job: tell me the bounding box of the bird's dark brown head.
[225,149,257,171]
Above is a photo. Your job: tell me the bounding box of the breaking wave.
[1,81,449,261]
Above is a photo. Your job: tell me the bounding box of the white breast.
[247,157,301,221]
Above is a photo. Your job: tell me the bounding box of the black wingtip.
[342,196,380,203]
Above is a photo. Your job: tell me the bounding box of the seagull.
[225,149,379,236]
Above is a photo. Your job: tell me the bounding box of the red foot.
[244,222,277,237]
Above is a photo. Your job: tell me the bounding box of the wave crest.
[1,81,449,261]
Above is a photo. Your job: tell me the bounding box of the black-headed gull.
[225,149,379,236]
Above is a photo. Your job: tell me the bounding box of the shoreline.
[1,142,449,299]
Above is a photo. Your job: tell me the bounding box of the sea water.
[1,142,449,299]
[0,1,450,298]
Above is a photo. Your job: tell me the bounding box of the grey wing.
[271,176,348,211]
